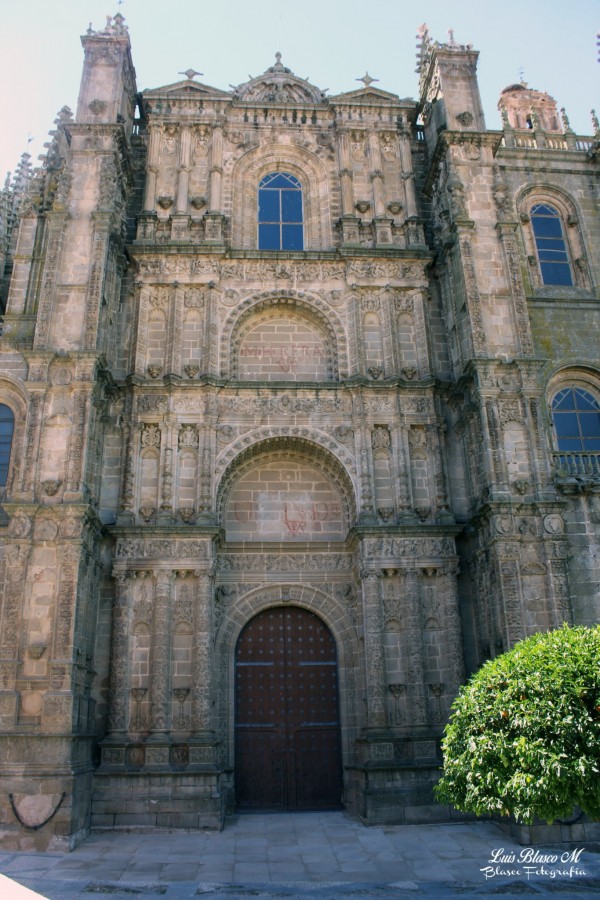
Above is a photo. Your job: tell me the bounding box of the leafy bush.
[434,623,600,823]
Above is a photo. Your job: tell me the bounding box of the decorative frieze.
[134,255,428,285]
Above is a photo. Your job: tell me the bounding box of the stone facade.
[0,16,598,849]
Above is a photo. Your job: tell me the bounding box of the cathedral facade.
[0,15,598,849]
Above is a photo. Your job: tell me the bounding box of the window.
[531,203,573,286]
[551,387,600,452]
[258,172,304,250]
[0,404,15,486]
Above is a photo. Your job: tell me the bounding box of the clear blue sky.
[1,0,597,179]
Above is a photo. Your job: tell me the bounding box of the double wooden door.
[235,606,342,810]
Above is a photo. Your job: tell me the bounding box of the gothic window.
[0,404,15,487]
[258,172,304,250]
[530,203,573,286]
[551,387,600,452]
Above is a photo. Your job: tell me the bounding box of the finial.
[179,69,203,81]
[591,109,600,137]
[518,66,526,85]
[448,28,455,44]
[356,71,379,88]
[560,107,573,132]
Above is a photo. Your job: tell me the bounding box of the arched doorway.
[234,606,343,810]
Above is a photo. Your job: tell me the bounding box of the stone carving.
[88,99,107,115]
[364,396,391,414]
[543,514,564,535]
[408,426,427,459]
[216,553,352,572]
[98,156,118,208]
[218,393,352,416]
[42,479,62,496]
[362,537,456,559]
[498,400,522,424]
[8,516,31,538]
[371,426,391,452]
[34,518,58,541]
[141,424,161,447]
[334,425,354,443]
[211,424,233,444]
[116,539,211,560]
[493,515,514,535]
[178,424,199,449]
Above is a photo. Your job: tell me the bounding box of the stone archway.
[217,436,357,542]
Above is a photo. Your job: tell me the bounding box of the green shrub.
[434,623,600,823]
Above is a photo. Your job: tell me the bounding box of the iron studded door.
[235,606,342,809]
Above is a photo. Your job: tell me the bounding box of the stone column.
[356,425,377,523]
[430,422,454,523]
[149,571,173,735]
[107,570,131,735]
[337,129,360,245]
[495,222,534,357]
[483,399,505,496]
[64,389,89,498]
[337,131,353,213]
[175,128,191,213]
[404,568,427,725]
[191,568,214,732]
[208,124,223,212]
[0,541,30,723]
[457,227,487,357]
[83,210,112,349]
[117,421,138,524]
[370,169,385,219]
[394,428,416,523]
[439,563,465,689]
[33,211,68,349]
[498,556,525,647]
[412,288,431,378]
[20,391,44,497]
[143,128,161,211]
[158,421,175,523]
[398,134,418,219]
[204,122,225,243]
[360,568,388,728]
[166,283,184,376]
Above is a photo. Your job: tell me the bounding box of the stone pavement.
[0,812,599,900]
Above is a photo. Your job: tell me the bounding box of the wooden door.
[235,606,342,810]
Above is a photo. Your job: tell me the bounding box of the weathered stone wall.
[0,16,598,845]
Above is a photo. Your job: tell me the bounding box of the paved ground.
[0,812,599,899]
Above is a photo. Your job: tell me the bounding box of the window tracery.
[518,189,590,291]
[258,172,304,250]
[0,404,15,487]
[530,203,573,286]
[551,386,600,452]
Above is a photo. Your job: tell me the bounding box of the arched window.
[551,387,600,451]
[531,203,573,286]
[258,172,304,250]
[0,404,15,487]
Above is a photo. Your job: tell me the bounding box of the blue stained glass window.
[551,388,600,452]
[531,203,573,286]
[258,172,304,250]
[0,404,15,487]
